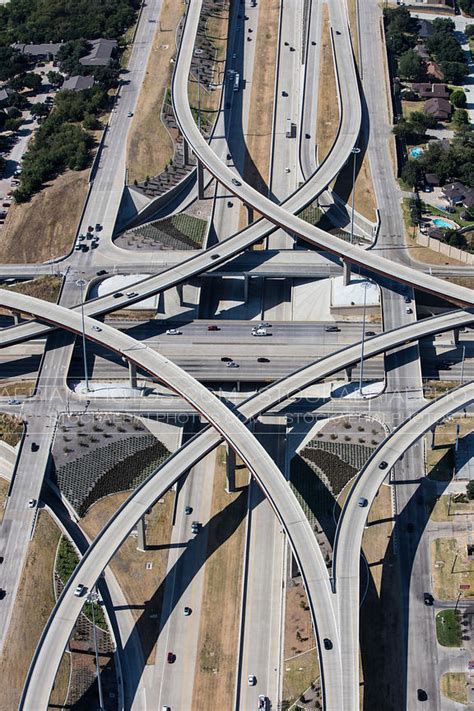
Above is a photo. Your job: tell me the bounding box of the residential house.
[442,182,468,206]
[425,61,444,81]
[417,19,434,40]
[0,87,14,107]
[424,97,452,120]
[412,83,449,100]
[62,75,94,92]
[79,38,117,67]
[12,42,63,60]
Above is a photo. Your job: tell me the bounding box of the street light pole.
[88,588,105,711]
[350,146,361,245]
[76,279,89,393]
[359,281,370,397]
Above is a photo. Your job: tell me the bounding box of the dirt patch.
[426,417,474,482]
[431,494,474,524]
[0,380,35,398]
[0,414,23,447]
[0,511,64,710]
[283,648,320,709]
[0,276,62,318]
[0,477,9,523]
[239,0,280,230]
[440,672,469,705]
[127,0,185,184]
[316,5,339,164]
[192,447,249,709]
[346,0,359,68]
[361,485,393,595]
[431,537,474,600]
[0,169,89,263]
[81,489,174,664]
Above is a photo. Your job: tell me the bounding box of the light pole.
[350,146,361,245]
[359,281,370,398]
[460,345,466,385]
[88,587,104,711]
[76,279,89,392]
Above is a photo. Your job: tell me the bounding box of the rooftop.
[62,75,94,92]
[79,38,117,67]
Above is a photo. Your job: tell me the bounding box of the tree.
[409,111,437,132]
[47,71,64,88]
[450,89,467,108]
[441,61,468,85]
[465,25,474,38]
[401,161,423,189]
[0,47,28,82]
[387,29,416,55]
[432,18,455,34]
[30,102,50,118]
[398,49,423,81]
[453,108,469,130]
[458,0,474,17]
[82,112,100,130]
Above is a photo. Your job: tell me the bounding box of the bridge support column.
[345,366,353,382]
[243,274,249,302]
[129,361,137,389]
[183,137,190,166]
[197,160,205,200]
[136,515,146,551]
[343,260,351,286]
[226,445,236,493]
[430,425,436,449]
[246,205,254,225]
[452,328,460,345]
[12,312,20,325]
[176,283,184,306]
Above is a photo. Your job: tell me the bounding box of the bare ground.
[192,447,249,709]
[0,511,65,709]
[126,0,185,184]
[316,5,339,164]
[0,169,89,263]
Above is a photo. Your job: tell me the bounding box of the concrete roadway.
[4,292,474,711]
[333,382,474,711]
[4,292,340,711]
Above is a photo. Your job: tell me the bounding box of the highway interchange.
[0,1,473,710]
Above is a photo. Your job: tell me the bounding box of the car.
[86,232,93,239]
[406,307,413,314]
[91,241,98,249]
[87,225,94,232]
[285,167,291,173]
[248,28,253,33]
[227,200,233,207]
[78,234,86,241]
[27,499,36,509]
[358,497,368,507]
[166,329,182,335]
[248,675,256,686]
[404,296,411,304]
[423,592,434,606]
[226,153,231,160]
[162,707,170,711]
[126,291,138,298]
[325,325,340,332]
[7,398,20,405]
[423,185,433,193]
[127,111,134,117]
[2,202,11,208]
[323,638,333,650]
[31,442,39,452]
[113,292,124,298]
[365,331,376,336]
[191,521,201,533]
[231,178,241,186]
[226,361,239,368]
[207,325,220,331]
[0,589,5,600]
[221,356,232,362]
[0,556,3,564]
[184,505,192,515]
[290,46,295,51]
[257,357,270,363]
[210,254,220,260]
[75,244,82,251]
[335,30,341,35]
[417,689,427,702]
[92,325,102,332]
[95,223,102,231]
[183,606,192,616]
[260,322,271,327]
[96,270,107,276]
[258,696,269,710]
[74,584,86,597]
[282,90,288,97]
[311,40,316,45]
[167,652,175,664]
[247,36,252,41]
[305,133,311,138]
[379,461,388,469]
[81,244,89,252]
[284,41,289,46]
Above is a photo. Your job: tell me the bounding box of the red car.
[167,652,175,664]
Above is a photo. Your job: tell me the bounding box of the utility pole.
[350,146,361,245]
[76,279,89,392]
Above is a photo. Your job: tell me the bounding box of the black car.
[323,638,333,650]
[257,357,270,363]
[417,689,427,701]
[423,593,434,606]
[113,292,124,298]
[31,442,39,452]
[221,356,232,362]
[378,461,388,470]
[96,270,107,276]
[0,588,5,600]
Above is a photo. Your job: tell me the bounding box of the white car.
[74,584,86,597]
[226,361,239,368]
[92,325,102,332]
[27,499,36,509]
[248,674,256,686]
[166,329,182,336]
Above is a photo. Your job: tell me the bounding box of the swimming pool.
[410,147,424,158]
[433,218,456,228]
